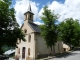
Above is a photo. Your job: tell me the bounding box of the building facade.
[15,4,70,60]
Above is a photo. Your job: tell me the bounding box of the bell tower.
[24,4,34,23]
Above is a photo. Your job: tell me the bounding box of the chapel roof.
[28,22,41,33]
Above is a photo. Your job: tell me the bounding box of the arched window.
[28,35,31,42]
[30,14,32,20]
[28,48,30,56]
[18,48,20,54]
[24,29,27,34]
[22,47,25,59]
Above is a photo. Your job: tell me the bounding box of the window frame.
[24,29,27,34]
[28,35,31,42]
[28,48,30,56]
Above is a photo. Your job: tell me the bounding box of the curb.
[36,56,56,60]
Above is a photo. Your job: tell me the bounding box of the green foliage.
[40,6,59,47]
[2,45,14,52]
[58,18,80,46]
[0,0,25,54]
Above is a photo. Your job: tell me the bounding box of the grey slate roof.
[28,22,41,33]
[21,23,24,28]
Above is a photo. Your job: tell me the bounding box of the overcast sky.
[12,0,80,26]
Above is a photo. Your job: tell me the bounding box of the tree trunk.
[53,46,55,55]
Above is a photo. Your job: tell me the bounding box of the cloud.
[39,0,80,22]
[14,0,80,26]
[14,0,39,26]
[34,21,44,25]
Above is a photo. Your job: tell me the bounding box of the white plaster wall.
[35,33,49,55]
[35,33,64,56]
[54,43,59,53]
[15,20,35,60]
[54,41,63,53]
[15,19,68,60]
[22,21,34,34]
[16,33,35,60]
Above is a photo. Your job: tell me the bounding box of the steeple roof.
[24,3,34,15]
[27,4,31,12]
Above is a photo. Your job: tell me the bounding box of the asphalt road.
[50,50,80,60]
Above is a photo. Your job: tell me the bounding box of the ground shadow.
[37,47,80,60]
[55,52,77,58]
[73,47,80,51]
[55,47,80,58]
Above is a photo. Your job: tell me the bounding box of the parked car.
[0,55,9,60]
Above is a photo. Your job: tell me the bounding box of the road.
[6,48,80,60]
[9,58,15,60]
[50,50,80,60]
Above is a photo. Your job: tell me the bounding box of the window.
[22,47,25,59]
[28,48,30,56]
[24,29,27,33]
[18,48,20,54]
[25,15,27,20]
[30,14,32,20]
[28,35,31,42]
[27,15,29,20]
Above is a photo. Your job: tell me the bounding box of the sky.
[12,0,80,26]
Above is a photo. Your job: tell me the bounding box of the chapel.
[15,4,70,60]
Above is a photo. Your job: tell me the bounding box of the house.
[15,4,70,60]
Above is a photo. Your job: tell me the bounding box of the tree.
[58,18,80,47]
[40,6,59,52]
[0,0,25,54]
